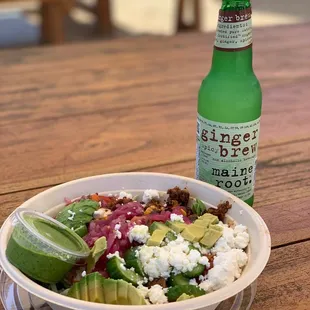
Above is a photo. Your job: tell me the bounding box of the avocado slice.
[149,222,170,235]
[67,282,80,300]
[117,280,129,305]
[181,225,205,242]
[67,274,146,305]
[166,221,187,234]
[192,214,219,231]
[67,273,105,302]
[177,293,194,301]
[193,219,210,229]
[87,272,105,303]
[200,213,219,224]
[87,236,107,273]
[210,224,223,232]
[102,278,118,304]
[200,227,223,248]
[78,276,89,301]
[147,229,168,246]
[167,274,190,287]
[106,256,143,285]
[128,283,147,305]
[167,285,205,302]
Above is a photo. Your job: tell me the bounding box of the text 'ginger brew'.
[196,0,262,206]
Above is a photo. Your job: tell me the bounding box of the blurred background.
[0,0,309,48]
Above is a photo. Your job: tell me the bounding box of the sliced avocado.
[200,213,219,224]
[193,219,207,228]
[149,222,170,235]
[102,278,118,304]
[166,221,187,234]
[167,285,205,302]
[191,213,219,230]
[78,276,89,301]
[147,229,167,246]
[128,283,147,305]
[124,247,145,277]
[184,264,205,278]
[67,282,80,300]
[165,230,177,241]
[106,256,143,285]
[87,272,105,303]
[200,227,223,248]
[177,293,194,301]
[167,274,190,287]
[181,225,205,242]
[117,280,129,305]
[210,224,223,232]
[87,236,107,273]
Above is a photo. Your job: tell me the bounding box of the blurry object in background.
[41,0,74,44]
[0,0,309,48]
[0,0,74,46]
[177,0,200,32]
[0,7,39,47]
[76,0,112,36]
[96,0,112,35]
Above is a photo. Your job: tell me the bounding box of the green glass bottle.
[196,0,262,206]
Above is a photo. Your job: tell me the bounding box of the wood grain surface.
[0,23,310,310]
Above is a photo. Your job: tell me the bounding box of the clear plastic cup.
[6,208,90,284]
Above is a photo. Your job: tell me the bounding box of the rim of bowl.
[0,172,271,310]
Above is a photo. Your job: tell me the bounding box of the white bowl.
[0,172,271,310]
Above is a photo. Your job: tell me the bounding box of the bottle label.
[196,115,260,201]
[215,8,252,51]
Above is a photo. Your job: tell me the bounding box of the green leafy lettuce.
[56,199,99,237]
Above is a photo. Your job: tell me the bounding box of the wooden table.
[1,23,310,310]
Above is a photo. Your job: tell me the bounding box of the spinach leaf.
[191,198,206,216]
[56,199,99,236]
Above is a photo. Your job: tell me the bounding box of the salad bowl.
[0,172,271,310]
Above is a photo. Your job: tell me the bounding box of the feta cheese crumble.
[106,251,125,264]
[148,285,168,304]
[199,223,249,293]
[170,213,184,222]
[189,278,198,286]
[67,210,75,221]
[118,191,133,199]
[142,189,160,204]
[137,285,149,298]
[115,230,122,239]
[114,223,122,239]
[128,225,150,244]
[212,223,250,253]
[199,249,248,293]
[137,235,210,280]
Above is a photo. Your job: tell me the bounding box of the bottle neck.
[211,47,253,75]
[222,0,251,10]
[211,1,253,75]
